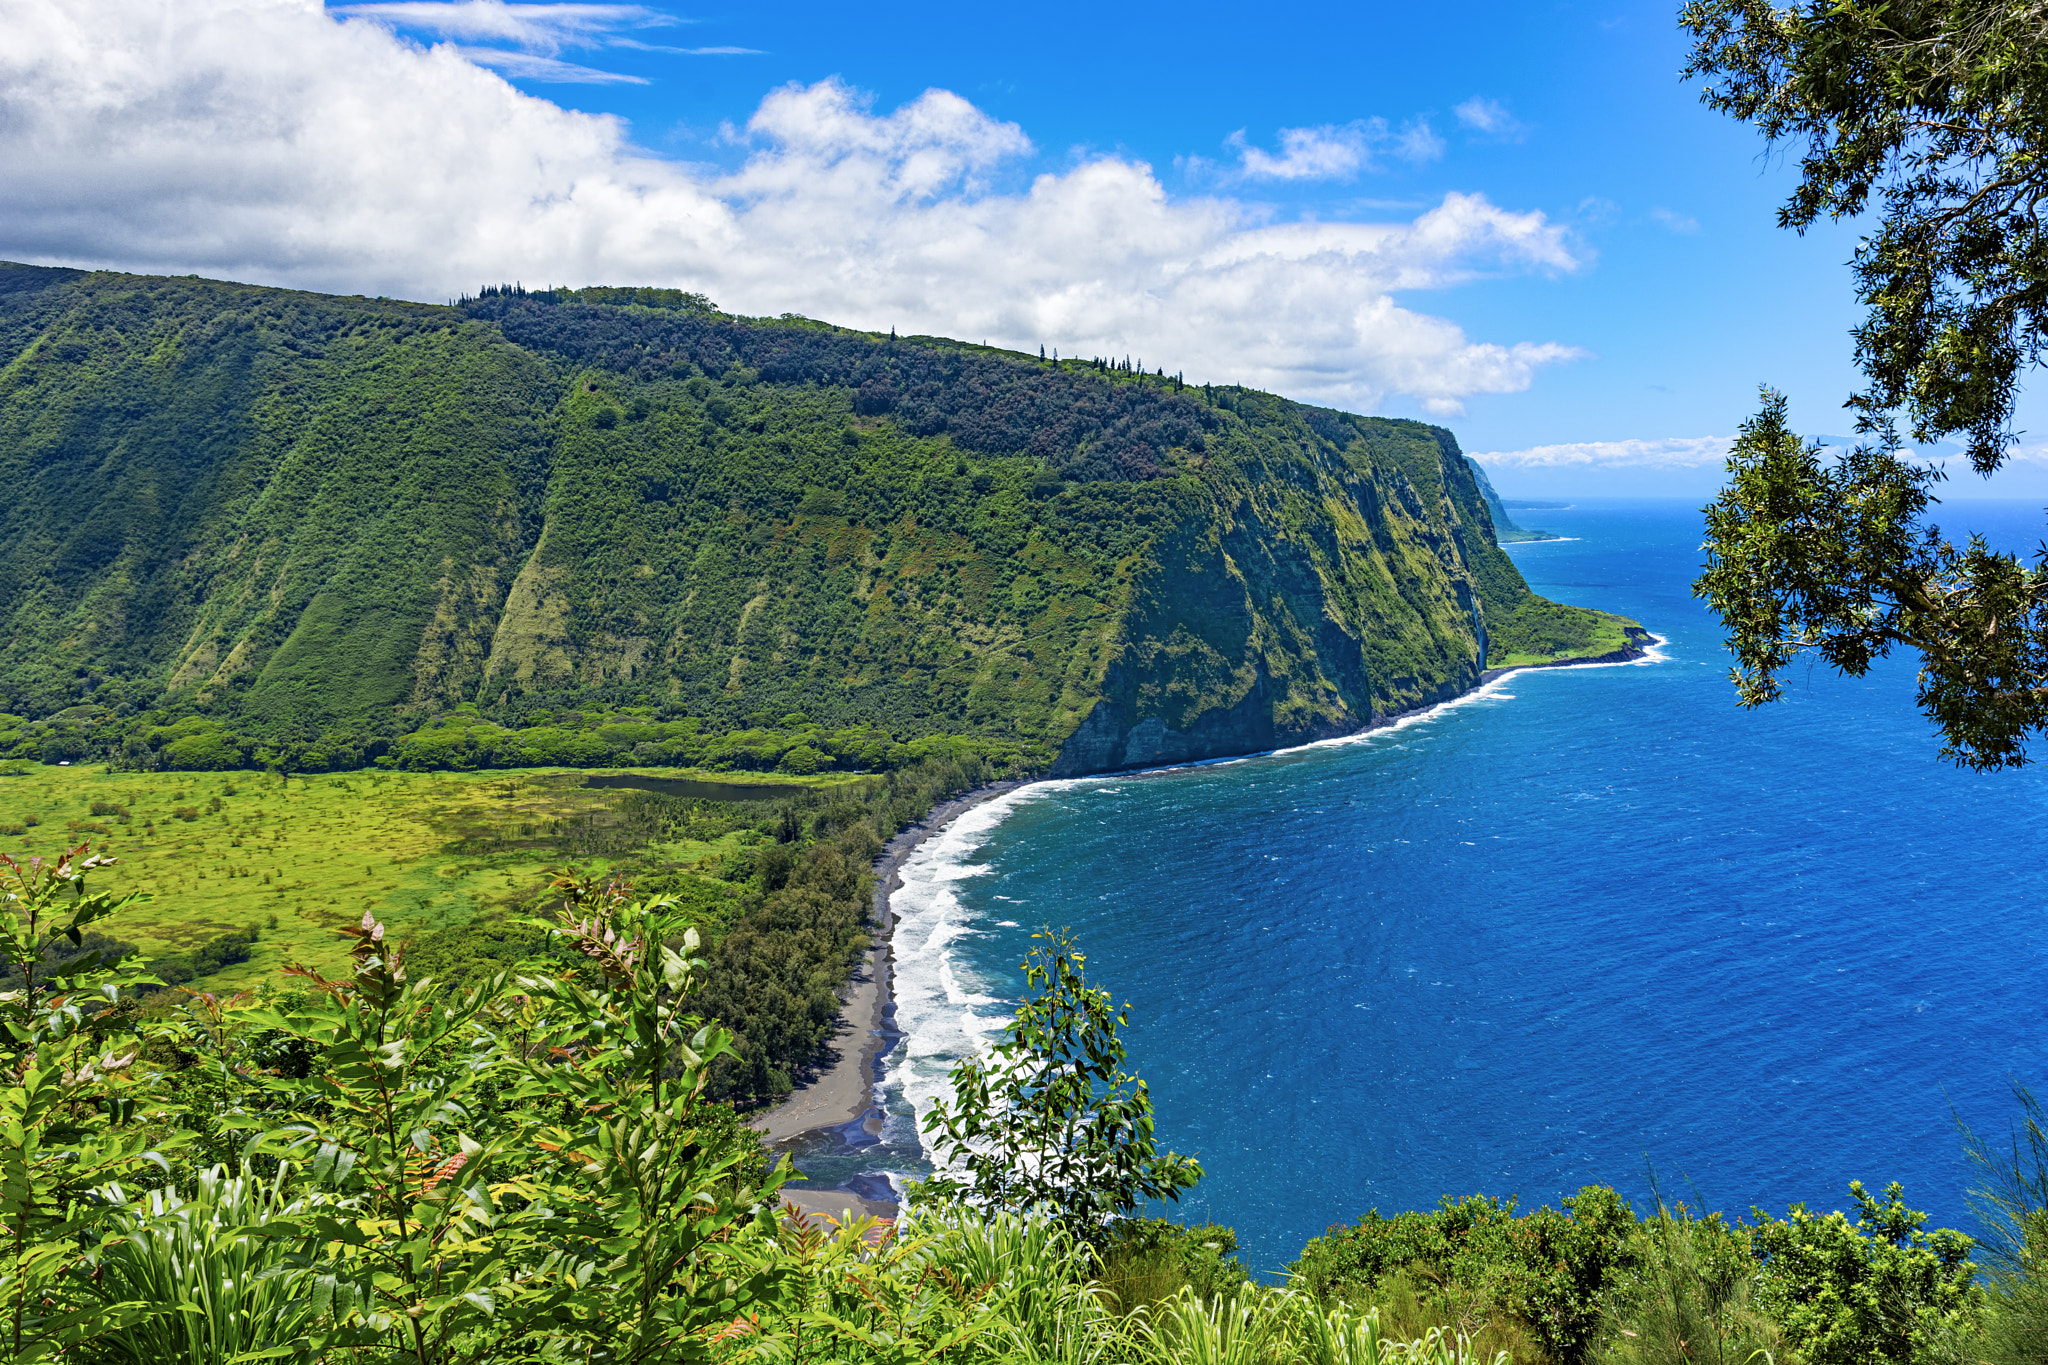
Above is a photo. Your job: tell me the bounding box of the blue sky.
[8,0,2046,500]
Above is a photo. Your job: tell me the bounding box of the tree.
[1682,0,2048,766]
[1682,0,2048,472]
[1695,389,2048,768]
[919,929,1202,1244]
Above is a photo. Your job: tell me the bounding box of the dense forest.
[0,265,1637,779]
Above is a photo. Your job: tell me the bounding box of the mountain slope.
[0,265,1640,775]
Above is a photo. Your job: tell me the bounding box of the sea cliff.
[0,264,1638,777]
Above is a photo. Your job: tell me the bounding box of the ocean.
[860,497,2048,1276]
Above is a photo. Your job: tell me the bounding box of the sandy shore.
[751,777,1032,1216]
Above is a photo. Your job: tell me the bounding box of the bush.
[777,743,826,774]
[1748,1181,1981,1365]
[1099,1218,1251,1314]
[0,929,138,991]
[1292,1187,1639,1365]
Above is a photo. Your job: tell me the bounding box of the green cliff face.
[0,264,1638,775]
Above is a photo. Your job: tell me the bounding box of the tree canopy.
[1683,0,2048,470]
[1682,0,2048,767]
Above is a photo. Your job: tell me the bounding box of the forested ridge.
[0,263,1636,777]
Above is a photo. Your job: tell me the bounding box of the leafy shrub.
[1292,1187,1639,1365]
[1099,1217,1252,1314]
[1748,1181,1981,1365]
[777,743,826,774]
[920,928,1203,1244]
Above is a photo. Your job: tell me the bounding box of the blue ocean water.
[878,498,2048,1276]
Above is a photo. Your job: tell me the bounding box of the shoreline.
[749,630,1659,1221]
[751,776,1032,1222]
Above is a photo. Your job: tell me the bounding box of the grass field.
[1490,612,1642,670]
[0,764,856,986]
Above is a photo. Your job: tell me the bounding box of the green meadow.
[0,763,854,985]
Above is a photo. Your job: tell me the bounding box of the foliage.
[3,836,2039,1365]
[1694,389,2048,768]
[1747,1180,1981,1365]
[919,929,1203,1245]
[81,1163,326,1365]
[1140,1290,1509,1365]
[1290,1187,1640,1365]
[1591,1203,1782,1365]
[496,872,791,1363]
[1682,2,2048,767]
[1681,0,2048,471]
[1961,1086,2048,1364]
[229,911,546,1364]
[1096,1218,1253,1316]
[0,263,1630,781]
[146,926,259,985]
[0,845,185,1362]
[1485,600,1644,670]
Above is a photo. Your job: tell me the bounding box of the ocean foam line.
[881,780,1078,1175]
[882,632,1673,1173]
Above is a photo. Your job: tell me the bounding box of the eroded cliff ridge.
[0,266,1638,774]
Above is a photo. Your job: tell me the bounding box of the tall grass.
[1142,1290,1510,1365]
[1340,1267,1545,1365]
[913,1209,1130,1365]
[82,1164,324,1365]
[1963,1086,2048,1365]
[897,1210,1513,1365]
[1590,1205,1781,1365]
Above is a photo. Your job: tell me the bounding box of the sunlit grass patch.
[0,764,851,983]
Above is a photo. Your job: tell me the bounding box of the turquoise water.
[872,498,2048,1275]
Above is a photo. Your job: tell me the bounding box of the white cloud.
[457,46,646,81]
[0,0,1590,416]
[1454,96,1525,140]
[1470,436,1734,470]
[339,1,755,79]
[1225,119,1442,182]
[335,0,672,52]
[611,40,759,54]
[1650,206,1700,234]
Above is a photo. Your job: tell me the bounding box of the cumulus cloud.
[1470,436,1734,470]
[1454,96,1525,140]
[0,0,1589,415]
